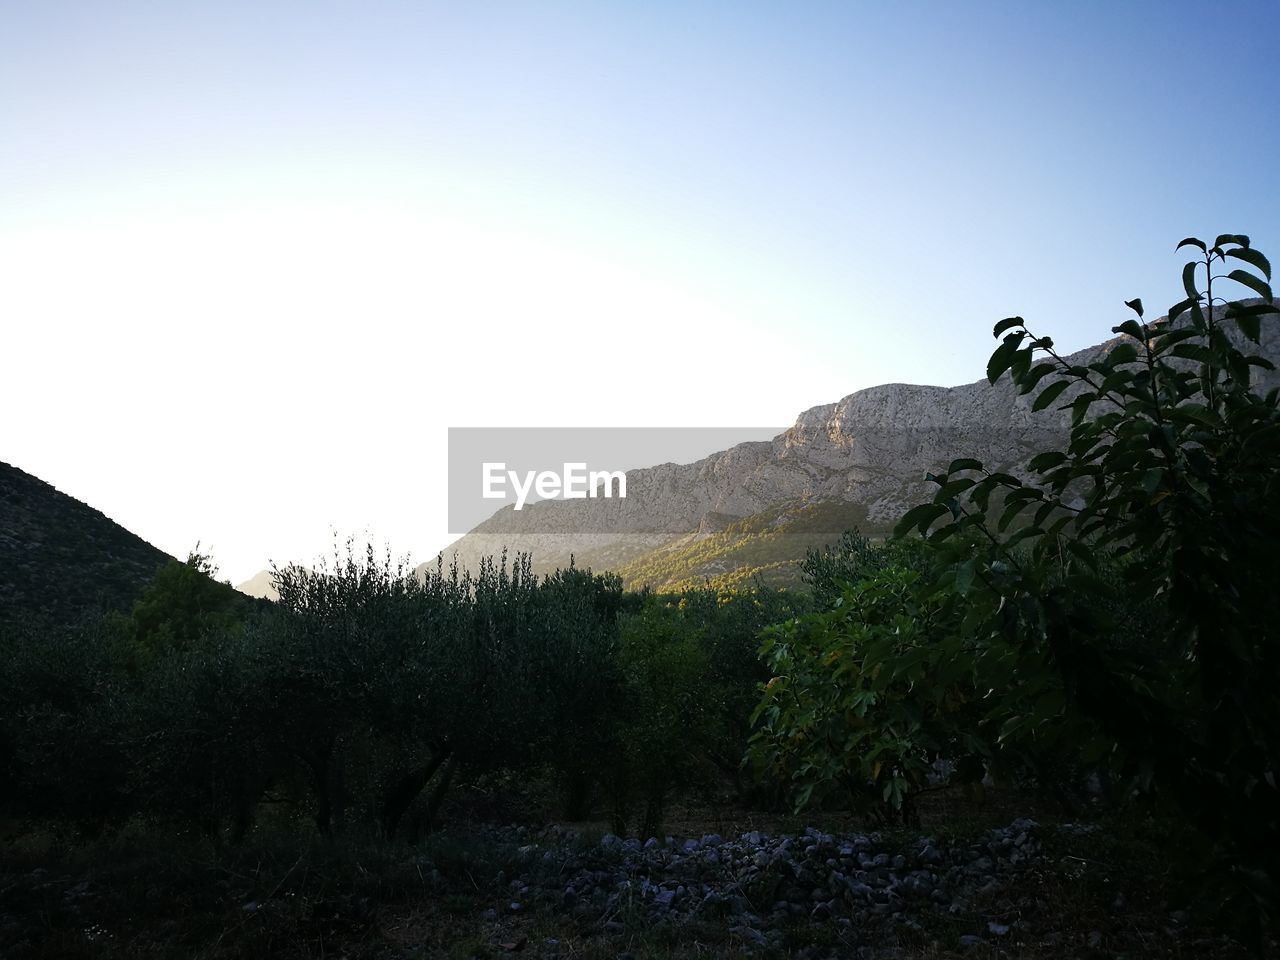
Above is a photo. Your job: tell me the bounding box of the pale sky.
[2,1,1278,584]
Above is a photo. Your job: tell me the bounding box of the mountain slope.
[615,499,871,591]
[0,461,175,627]
[433,305,1280,589]
[236,569,281,601]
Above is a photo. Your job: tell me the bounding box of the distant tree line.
[0,545,805,845]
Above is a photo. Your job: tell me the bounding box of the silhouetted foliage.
[753,234,1280,944]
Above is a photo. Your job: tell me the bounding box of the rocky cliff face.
[432,305,1280,585]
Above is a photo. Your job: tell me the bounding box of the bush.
[749,546,991,823]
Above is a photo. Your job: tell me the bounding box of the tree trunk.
[301,744,334,837]
[313,759,332,837]
[563,767,594,821]
[381,748,451,839]
[415,754,458,838]
[330,739,347,836]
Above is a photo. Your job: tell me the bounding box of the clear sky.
[2,1,1278,584]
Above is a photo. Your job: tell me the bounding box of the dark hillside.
[0,461,174,627]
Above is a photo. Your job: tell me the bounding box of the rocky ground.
[1,814,1260,958]
[397,817,1239,959]
[459,818,1046,956]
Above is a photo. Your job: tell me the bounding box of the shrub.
[748,548,989,823]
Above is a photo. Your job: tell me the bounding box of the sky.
[2,1,1278,584]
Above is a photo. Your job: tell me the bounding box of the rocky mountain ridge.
[431,304,1280,588]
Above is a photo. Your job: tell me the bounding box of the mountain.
[236,569,281,601]
[430,304,1280,590]
[0,461,175,627]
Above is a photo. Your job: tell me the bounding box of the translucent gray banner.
[447,427,786,535]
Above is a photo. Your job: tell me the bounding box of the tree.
[126,549,248,662]
[897,234,1279,941]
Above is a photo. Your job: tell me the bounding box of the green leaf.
[1029,450,1067,472]
[1124,298,1144,317]
[997,497,1031,532]
[1225,301,1279,317]
[1107,342,1139,365]
[985,472,1022,487]
[937,477,976,500]
[1018,362,1059,395]
[1168,402,1219,427]
[1226,269,1272,301]
[1189,297,1206,328]
[1182,261,1200,300]
[992,316,1024,338]
[1003,486,1044,503]
[1032,379,1071,412]
[1070,392,1097,426]
[1006,526,1046,547]
[1168,296,1199,323]
[1215,233,1249,249]
[954,558,976,595]
[1232,310,1262,343]
[1070,542,1100,570]
[1010,345,1034,380]
[1176,237,1207,253]
[1152,330,1198,360]
[1170,343,1213,363]
[947,458,984,473]
[1033,501,1057,527]
[894,503,949,537]
[795,782,814,811]
[1099,368,1133,394]
[1112,319,1144,340]
[970,480,993,512]
[987,332,1026,384]
[1138,467,1164,495]
[1226,352,1252,389]
[1225,247,1272,280]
